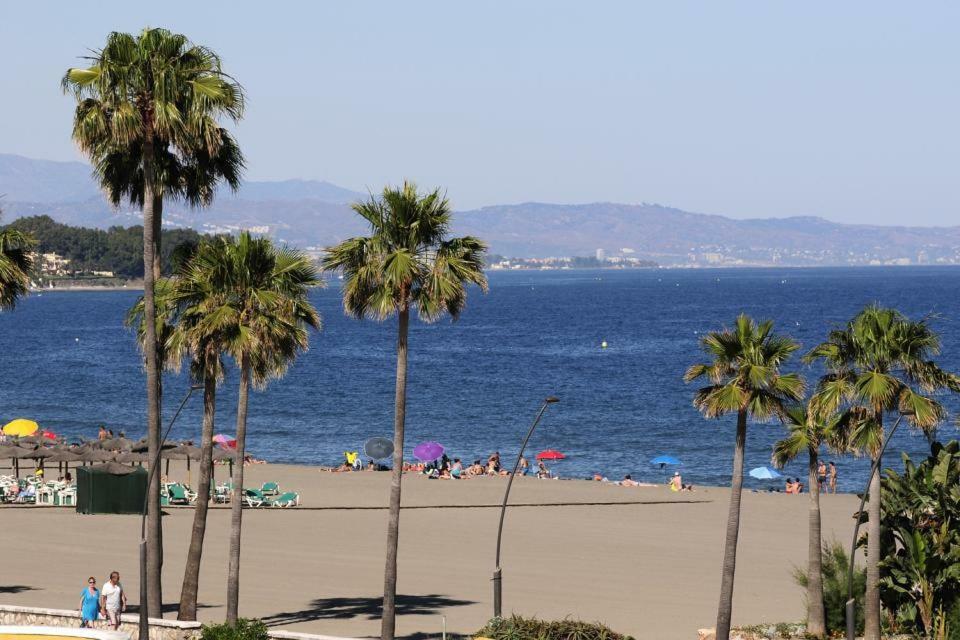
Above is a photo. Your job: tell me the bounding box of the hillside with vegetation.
[2,215,205,279]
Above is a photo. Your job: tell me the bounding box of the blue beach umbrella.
[749,466,782,480]
[650,455,682,467]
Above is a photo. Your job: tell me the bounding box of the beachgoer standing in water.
[78,576,100,628]
[817,460,827,492]
[828,461,837,494]
[97,426,106,441]
[100,571,125,630]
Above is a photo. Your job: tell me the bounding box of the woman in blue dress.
[79,576,100,628]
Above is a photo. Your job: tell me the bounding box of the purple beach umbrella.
[412,441,444,462]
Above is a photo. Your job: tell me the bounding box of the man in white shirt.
[100,571,126,629]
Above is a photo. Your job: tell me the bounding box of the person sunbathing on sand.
[620,474,639,487]
[669,472,693,492]
[536,459,550,478]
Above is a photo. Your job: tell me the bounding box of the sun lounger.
[242,488,269,507]
[166,483,194,505]
[261,481,280,496]
[270,491,300,508]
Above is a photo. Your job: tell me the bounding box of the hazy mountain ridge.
[3,153,960,266]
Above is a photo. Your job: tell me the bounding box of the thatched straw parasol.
[0,445,39,477]
[79,449,115,464]
[47,448,84,476]
[100,437,135,452]
[115,451,148,465]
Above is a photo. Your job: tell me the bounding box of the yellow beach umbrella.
[2,419,39,437]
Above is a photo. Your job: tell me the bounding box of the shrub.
[793,539,865,636]
[200,619,270,640]
[477,615,634,640]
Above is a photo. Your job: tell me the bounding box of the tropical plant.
[181,232,320,624]
[200,618,269,640]
[0,207,36,309]
[794,540,867,636]
[477,614,634,640]
[772,403,843,638]
[684,314,804,640]
[879,441,960,639]
[322,182,487,640]
[805,305,959,640]
[64,27,243,616]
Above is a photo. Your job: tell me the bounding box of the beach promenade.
[0,464,859,640]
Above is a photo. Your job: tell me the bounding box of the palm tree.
[0,211,35,310]
[772,402,842,638]
[181,233,320,624]
[63,28,243,616]
[126,274,221,622]
[805,306,958,640]
[322,182,487,640]
[684,314,804,640]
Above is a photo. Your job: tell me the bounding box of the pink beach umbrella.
[213,434,237,449]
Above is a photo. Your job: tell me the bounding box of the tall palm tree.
[322,182,487,640]
[0,211,35,310]
[685,314,804,640]
[128,273,222,622]
[160,252,228,621]
[772,402,843,638]
[805,305,958,640]
[63,28,243,616]
[182,233,320,624]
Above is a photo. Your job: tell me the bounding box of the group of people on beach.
[78,571,126,630]
[332,450,554,479]
[407,451,553,479]
[783,461,838,494]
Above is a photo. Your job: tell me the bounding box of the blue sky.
[2,2,957,225]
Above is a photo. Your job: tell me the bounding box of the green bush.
[200,619,269,640]
[793,539,866,636]
[477,614,634,640]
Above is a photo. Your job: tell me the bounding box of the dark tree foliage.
[3,215,205,278]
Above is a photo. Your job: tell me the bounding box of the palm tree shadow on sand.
[0,586,37,594]
[126,603,216,615]
[260,595,475,626]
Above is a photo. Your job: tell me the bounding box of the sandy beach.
[0,462,859,640]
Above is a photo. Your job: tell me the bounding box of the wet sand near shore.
[0,463,859,640]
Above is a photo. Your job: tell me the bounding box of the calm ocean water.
[2,267,959,491]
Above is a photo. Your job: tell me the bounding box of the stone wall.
[0,604,200,640]
[0,605,355,640]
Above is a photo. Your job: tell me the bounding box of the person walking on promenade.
[100,571,126,630]
[78,576,100,628]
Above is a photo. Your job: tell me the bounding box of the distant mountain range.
[2,152,959,267]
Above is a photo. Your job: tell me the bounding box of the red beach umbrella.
[536,449,566,461]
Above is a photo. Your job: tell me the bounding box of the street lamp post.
[845,410,913,640]
[493,396,559,619]
[139,384,202,640]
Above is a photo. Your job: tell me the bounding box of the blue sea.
[2,267,959,492]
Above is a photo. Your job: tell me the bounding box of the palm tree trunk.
[715,409,747,640]
[141,137,164,618]
[177,369,216,620]
[226,353,250,625]
[864,413,884,640]
[381,305,410,640]
[806,448,826,638]
[152,195,163,281]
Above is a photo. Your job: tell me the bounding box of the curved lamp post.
[140,384,202,639]
[845,409,913,640]
[493,396,559,618]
